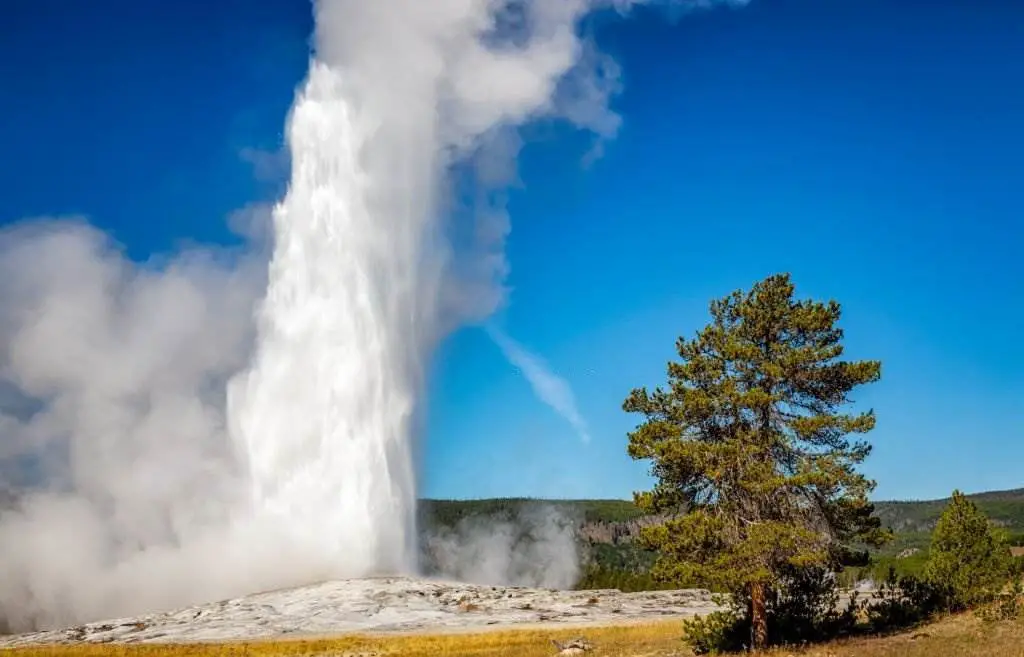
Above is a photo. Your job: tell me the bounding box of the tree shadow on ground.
[683,567,1022,654]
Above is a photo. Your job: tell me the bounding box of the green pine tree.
[624,273,888,650]
[924,490,1013,610]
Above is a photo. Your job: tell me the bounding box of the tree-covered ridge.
[874,489,1024,534]
[419,489,1024,596]
[417,497,645,528]
[418,487,1024,547]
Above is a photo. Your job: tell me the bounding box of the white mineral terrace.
[0,577,727,646]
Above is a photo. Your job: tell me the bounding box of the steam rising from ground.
[422,503,582,590]
[0,0,747,634]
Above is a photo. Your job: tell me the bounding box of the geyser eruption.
[226,0,630,580]
[0,0,750,633]
[226,64,432,577]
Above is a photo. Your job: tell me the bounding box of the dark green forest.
[418,489,1024,592]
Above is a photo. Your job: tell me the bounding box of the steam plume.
[422,503,581,589]
[487,326,591,443]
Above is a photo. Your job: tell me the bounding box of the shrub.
[682,609,747,655]
[574,563,682,592]
[682,564,861,653]
[866,566,950,632]
[761,565,859,645]
[976,579,1023,623]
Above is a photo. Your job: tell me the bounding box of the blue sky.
[2,0,1022,503]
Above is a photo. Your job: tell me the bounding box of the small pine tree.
[924,490,1013,610]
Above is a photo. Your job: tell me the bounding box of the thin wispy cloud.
[485,326,590,444]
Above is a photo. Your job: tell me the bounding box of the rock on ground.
[0,577,725,647]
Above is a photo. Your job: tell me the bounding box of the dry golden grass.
[0,623,684,657]
[3,615,1024,657]
[766,614,1024,657]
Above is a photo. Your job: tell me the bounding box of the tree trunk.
[750,581,768,651]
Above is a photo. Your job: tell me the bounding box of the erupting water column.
[227,61,442,578]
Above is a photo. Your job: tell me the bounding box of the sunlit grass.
[1,622,684,657]
[4,614,1024,656]
[766,613,1024,657]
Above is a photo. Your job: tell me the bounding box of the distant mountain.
[874,488,1024,534]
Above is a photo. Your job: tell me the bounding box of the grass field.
[3,615,1022,657]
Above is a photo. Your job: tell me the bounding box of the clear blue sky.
[1,0,1021,502]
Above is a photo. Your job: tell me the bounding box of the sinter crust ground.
[0,577,726,646]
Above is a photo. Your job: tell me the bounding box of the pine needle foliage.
[624,273,887,649]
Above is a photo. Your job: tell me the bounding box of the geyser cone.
[227,62,441,577]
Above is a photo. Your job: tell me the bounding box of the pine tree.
[624,273,887,650]
[924,490,1013,610]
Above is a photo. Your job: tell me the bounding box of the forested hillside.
[421,489,1024,537]
[418,489,1024,591]
[418,497,644,527]
[873,489,1024,533]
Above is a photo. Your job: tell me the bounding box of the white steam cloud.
[0,0,749,633]
[487,326,591,443]
[422,503,581,590]
[0,219,266,631]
